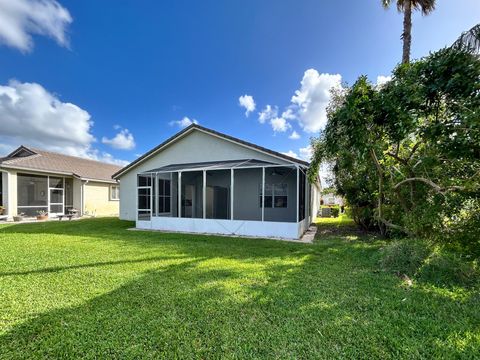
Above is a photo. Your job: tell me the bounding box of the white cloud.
[0,80,127,165]
[258,104,277,124]
[376,75,392,87]
[281,107,296,120]
[0,143,14,156]
[289,130,300,140]
[281,145,313,162]
[270,117,291,133]
[238,94,256,117]
[299,145,313,161]
[93,151,129,166]
[281,150,299,159]
[169,116,198,128]
[102,128,136,150]
[290,69,342,133]
[0,0,72,52]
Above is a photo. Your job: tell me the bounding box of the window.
[110,185,120,200]
[274,183,288,208]
[259,183,288,208]
[138,175,152,187]
[157,179,171,214]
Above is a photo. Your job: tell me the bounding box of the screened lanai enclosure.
[16,174,74,217]
[136,159,311,239]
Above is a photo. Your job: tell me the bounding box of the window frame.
[110,185,120,201]
[259,183,288,208]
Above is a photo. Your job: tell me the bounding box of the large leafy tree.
[309,48,480,252]
[382,0,436,63]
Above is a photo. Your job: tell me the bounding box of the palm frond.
[412,0,436,15]
[381,0,392,9]
[452,24,480,55]
[383,0,436,15]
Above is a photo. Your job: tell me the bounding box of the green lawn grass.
[315,213,356,226]
[0,218,478,359]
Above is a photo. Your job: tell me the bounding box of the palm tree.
[452,24,480,55]
[382,0,436,64]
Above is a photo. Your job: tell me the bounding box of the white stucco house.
[113,124,321,239]
[320,190,345,207]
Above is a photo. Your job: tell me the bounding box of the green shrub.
[320,205,340,218]
[417,252,479,288]
[379,240,431,277]
[331,207,339,218]
[437,199,480,258]
[349,205,376,231]
[380,240,480,288]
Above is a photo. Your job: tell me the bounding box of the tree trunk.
[370,149,386,236]
[402,1,412,64]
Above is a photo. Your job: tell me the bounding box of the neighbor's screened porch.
[16,173,74,217]
[136,159,309,224]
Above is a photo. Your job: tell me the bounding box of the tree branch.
[377,217,414,237]
[394,177,466,194]
[386,152,408,165]
[407,141,422,162]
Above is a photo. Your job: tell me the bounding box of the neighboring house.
[113,124,321,239]
[0,146,122,220]
[320,191,344,207]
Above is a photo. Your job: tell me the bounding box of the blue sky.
[0,0,478,165]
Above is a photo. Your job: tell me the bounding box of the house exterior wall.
[73,178,83,215]
[118,129,292,220]
[311,183,321,219]
[139,217,304,240]
[84,181,119,216]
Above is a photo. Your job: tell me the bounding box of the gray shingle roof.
[0,146,121,183]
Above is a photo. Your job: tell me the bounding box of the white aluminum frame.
[202,170,206,219]
[261,167,265,222]
[137,174,153,221]
[230,168,234,220]
[48,177,65,216]
[296,166,299,223]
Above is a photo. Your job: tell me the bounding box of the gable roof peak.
[112,124,309,179]
[7,145,38,158]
